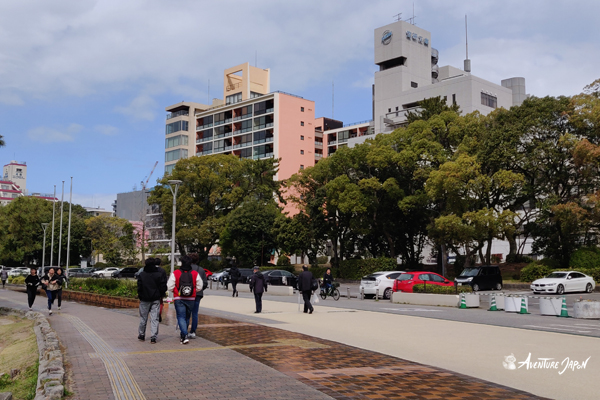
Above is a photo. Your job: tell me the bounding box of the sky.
[1,0,599,211]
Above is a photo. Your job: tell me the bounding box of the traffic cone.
[558,296,570,318]
[518,297,529,314]
[488,295,499,311]
[459,292,467,309]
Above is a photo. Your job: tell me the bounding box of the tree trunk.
[485,238,493,264]
[440,244,448,277]
[506,230,517,255]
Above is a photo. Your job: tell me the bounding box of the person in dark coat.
[137,258,168,343]
[25,268,41,310]
[229,263,241,297]
[323,268,333,292]
[249,266,267,313]
[298,265,314,314]
[55,268,67,310]
[189,253,208,339]
[154,258,167,322]
[1,268,8,289]
[40,268,60,315]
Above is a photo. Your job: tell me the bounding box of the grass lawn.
[0,315,38,400]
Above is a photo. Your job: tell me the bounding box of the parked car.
[393,271,454,293]
[92,267,120,278]
[359,271,405,299]
[211,268,230,282]
[8,267,29,277]
[238,268,253,284]
[454,265,503,291]
[531,271,595,295]
[262,270,298,288]
[0,266,12,272]
[114,267,139,278]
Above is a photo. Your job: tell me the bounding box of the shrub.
[309,266,328,279]
[570,247,600,270]
[7,276,25,285]
[519,262,552,282]
[505,254,534,264]
[276,255,291,266]
[316,256,329,265]
[338,258,398,280]
[68,277,137,298]
[412,284,472,294]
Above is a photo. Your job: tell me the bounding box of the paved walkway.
[0,288,556,399]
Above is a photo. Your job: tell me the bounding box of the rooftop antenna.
[393,13,402,22]
[255,50,257,67]
[207,79,210,104]
[332,81,334,119]
[464,15,471,72]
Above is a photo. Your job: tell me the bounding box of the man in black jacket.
[25,268,41,310]
[230,263,241,297]
[137,258,168,344]
[298,265,314,314]
[249,266,267,313]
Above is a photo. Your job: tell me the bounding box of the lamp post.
[167,180,182,273]
[41,223,49,274]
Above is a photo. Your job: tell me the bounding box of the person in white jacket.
[166,255,203,344]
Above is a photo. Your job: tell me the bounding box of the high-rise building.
[164,63,319,181]
[0,161,56,206]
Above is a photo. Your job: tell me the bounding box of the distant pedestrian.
[25,268,41,310]
[1,269,7,289]
[298,265,314,314]
[323,268,333,292]
[154,258,167,322]
[167,255,203,344]
[189,253,208,339]
[249,266,267,313]
[137,258,168,344]
[41,268,60,315]
[55,268,67,310]
[230,263,241,297]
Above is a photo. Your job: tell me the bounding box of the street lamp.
[167,180,182,273]
[41,223,49,274]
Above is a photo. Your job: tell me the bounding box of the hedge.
[412,284,472,294]
[337,258,398,280]
[570,247,600,270]
[68,278,138,298]
[519,262,553,282]
[7,276,26,285]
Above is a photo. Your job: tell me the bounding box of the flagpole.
[50,185,56,268]
[66,177,73,282]
[58,181,64,269]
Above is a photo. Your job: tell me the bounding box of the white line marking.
[523,325,592,333]
[381,308,442,312]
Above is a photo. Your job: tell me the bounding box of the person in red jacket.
[167,255,203,344]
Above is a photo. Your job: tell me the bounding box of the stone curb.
[0,307,65,400]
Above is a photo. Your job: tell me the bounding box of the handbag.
[312,293,320,304]
[310,278,319,291]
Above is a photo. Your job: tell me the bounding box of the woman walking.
[55,268,67,310]
[41,268,60,315]
[25,268,41,310]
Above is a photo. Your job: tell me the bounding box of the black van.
[454,265,502,291]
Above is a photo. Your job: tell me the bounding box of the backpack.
[178,270,195,297]
[311,277,319,291]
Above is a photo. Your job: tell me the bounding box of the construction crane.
[141,161,159,191]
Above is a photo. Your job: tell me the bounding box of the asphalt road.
[204,282,600,338]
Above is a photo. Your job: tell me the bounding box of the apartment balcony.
[253,152,274,160]
[196,150,213,156]
[196,123,212,130]
[253,137,273,145]
[166,110,189,120]
[315,153,323,160]
[196,137,213,143]
[233,142,252,149]
[314,142,323,148]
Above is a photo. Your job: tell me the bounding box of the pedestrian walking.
[154,258,167,322]
[249,266,267,313]
[40,268,60,315]
[167,255,203,344]
[25,268,41,310]
[137,258,168,344]
[189,253,209,339]
[55,268,67,310]
[298,265,315,314]
[230,263,241,297]
[1,268,7,289]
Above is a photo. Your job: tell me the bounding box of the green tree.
[86,215,136,267]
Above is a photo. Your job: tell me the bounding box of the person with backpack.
[166,255,203,344]
[298,265,315,314]
[25,268,41,310]
[188,253,208,339]
[137,258,168,344]
[229,263,241,297]
[249,266,267,313]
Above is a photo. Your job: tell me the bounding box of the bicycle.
[319,281,340,301]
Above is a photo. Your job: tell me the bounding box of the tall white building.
[370,20,526,136]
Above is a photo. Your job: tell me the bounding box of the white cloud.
[94,124,118,136]
[114,94,157,121]
[27,123,83,143]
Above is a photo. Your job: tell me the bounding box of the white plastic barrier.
[539,297,562,316]
[505,296,528,313]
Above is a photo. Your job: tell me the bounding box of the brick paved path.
[0,288,546,400]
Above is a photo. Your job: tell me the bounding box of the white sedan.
[91,267,120,278]
[8,267,29,277]
[359,270,405,300]
[531,271,596,295]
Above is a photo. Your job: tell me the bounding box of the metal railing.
[342,119,372,128]
[166,110,189,120]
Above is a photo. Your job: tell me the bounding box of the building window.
[165,135,189,149]
[452,94,457,105]
[226,92,242,105]
[411,82,418,88]
[254,99,274,116]
[388,108,391,112]
[165,164,175,174]
[166,120,189,135]
[301,107,304,112]
[300,121,304,126]
[300,135,304,140]
[250,91,262,99]
[300,150,304,155]
[395,106,399,111]
[300,165,304,170]
[481,92,498,108]
[165,149,188,162]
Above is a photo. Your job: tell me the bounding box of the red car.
[204,269,213,279]
[392,271,453,293]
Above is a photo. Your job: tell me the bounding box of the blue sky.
[1,0,599,210]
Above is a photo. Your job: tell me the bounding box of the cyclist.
[323,268,334,294]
